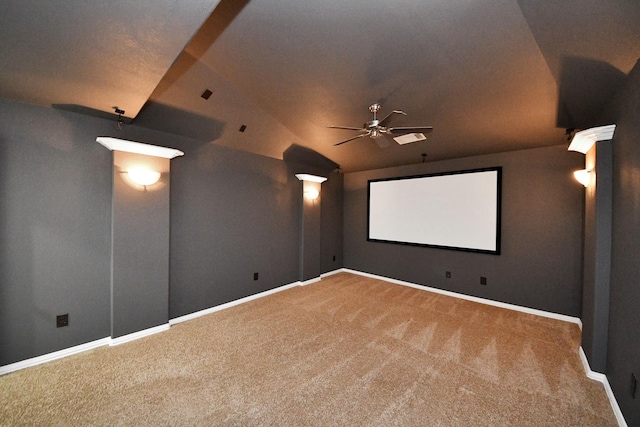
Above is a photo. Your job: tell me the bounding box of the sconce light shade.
[568,125,616,154]
[295,174,327,183]
[305,189,320,200]
[128,168,161,186]
[574,169,591,187]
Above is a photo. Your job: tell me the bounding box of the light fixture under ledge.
[128,168,161,186]
[574,169,592,187]
[568,125,616,154]
[304,189,320,200]
[295,174,327,183]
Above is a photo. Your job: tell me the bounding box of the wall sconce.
[574,169,592,187]
[296,174,326,202]
[128,167,161,186]
[304,189,320,200]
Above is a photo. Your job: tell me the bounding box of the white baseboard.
[1,280,305,375]
[0,323,171,375]
[0,337,111,376]
[320,269,343,278]
[337,268,624,426]
[169,280,301,325]
[300,277,321,286]
[579,347,627,427]
[6,269,623,426]
[110,324,170,346]
[339,268,583,328]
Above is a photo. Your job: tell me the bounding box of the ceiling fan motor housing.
[367,120,382,137]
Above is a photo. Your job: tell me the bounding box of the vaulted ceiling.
[1,0,638,172]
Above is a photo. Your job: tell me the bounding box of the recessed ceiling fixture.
[201,89,213,100]
[328,103,433,148]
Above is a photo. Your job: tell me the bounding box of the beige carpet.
[1,273,617,426]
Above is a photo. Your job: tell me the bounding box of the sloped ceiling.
[1,0,638,172]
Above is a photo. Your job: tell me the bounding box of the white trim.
[0,337,111,376]
[1,325,172,374]
[6,270,626,427]
[300,277,322,286]
[568,124,616,154]
[320,269,343,278]
[340,268,582,328]
[169,281,301,325]
[339,268,626,425]
[1,281,304,374]
[0,272,627,426]
[96,136,184,159]
[579,347,627,427]
[109,324,170,346]
[295,174,327,183]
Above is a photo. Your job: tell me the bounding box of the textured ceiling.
[0,0,220,118]
[1,0,638,172]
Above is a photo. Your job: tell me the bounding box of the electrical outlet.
[253,272,259,281]
[333,255,336,261]
[56,314,69,328]
[480,277,487,285]
[632,373,637,398]
[446,271,451,278]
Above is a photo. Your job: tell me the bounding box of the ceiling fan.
[329,103,433,147]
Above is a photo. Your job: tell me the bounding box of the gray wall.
[0,97,343,365]
[343,144,585,316]
[299,179,322,281]
[580,141,612,374]
[167,142,302,318]
[606,60,640,424]
[321,172,344,274]
[0,100,113,366]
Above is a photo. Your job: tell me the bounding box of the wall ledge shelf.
[96,136,184,159]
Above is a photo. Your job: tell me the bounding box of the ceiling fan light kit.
[394,133,428,145]
[329,103,433,147]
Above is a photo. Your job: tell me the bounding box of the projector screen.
[368,167,501,254]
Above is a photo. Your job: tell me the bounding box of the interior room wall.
[0,98,345,366]
[343,144,585,317]
[167,141,302,318]
[0,99,113,366]
[606,60,640,423]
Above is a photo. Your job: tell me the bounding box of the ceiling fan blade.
[379,110,406,127]
[388,126,433,134]
[333,132,370,146]
[328,125,364,131]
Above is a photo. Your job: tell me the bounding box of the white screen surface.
[368,168,501,254]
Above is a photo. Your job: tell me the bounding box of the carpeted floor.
[0,273,617,426]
